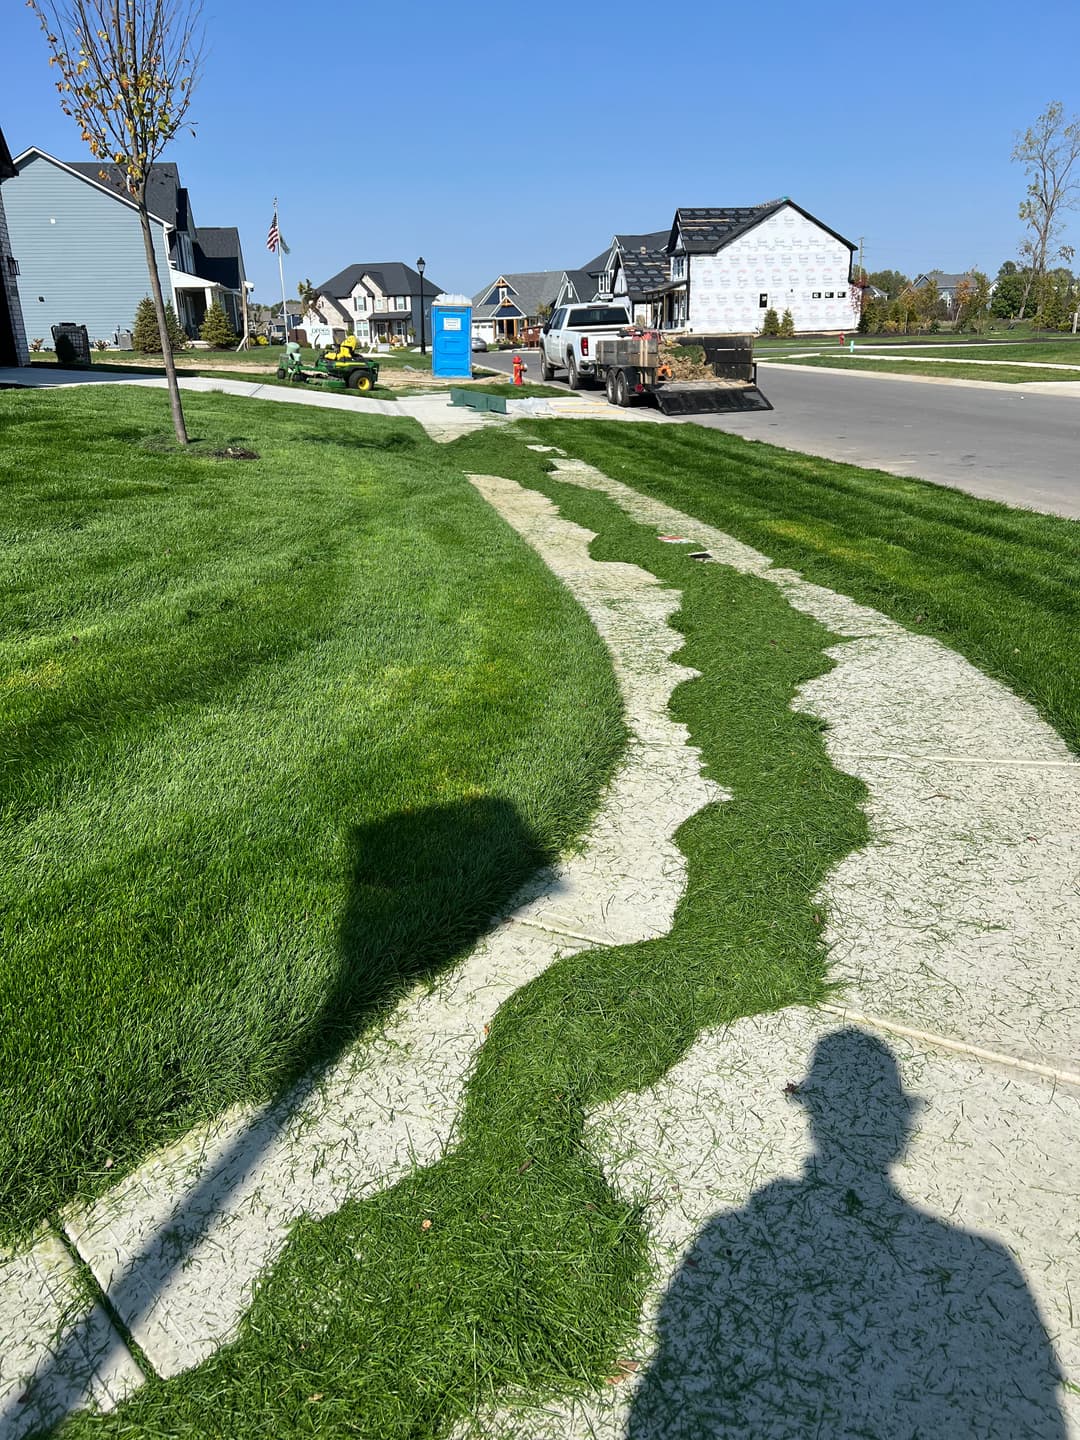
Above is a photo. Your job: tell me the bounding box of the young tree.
[760,307,781,336]
[30,0,205,444]
[297,278,321,321]
[779,308,795,337]
[1012,101,1080,319]
[132,293,187,352]
[953,272,991,332]
[199,299,236,348]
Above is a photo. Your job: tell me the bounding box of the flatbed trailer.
[592,334,771,415]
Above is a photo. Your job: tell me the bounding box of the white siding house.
[655,202,857,335]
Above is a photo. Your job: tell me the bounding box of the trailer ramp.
[653,381,772,416]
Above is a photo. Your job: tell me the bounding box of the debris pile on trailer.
[592,331,771,415]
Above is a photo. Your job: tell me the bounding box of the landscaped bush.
[133,294,189,353]
[760,307,781,337]
[779,308,796,337]
[199,300,238,349]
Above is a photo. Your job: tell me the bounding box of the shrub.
[94,338,109,352]
[199,300,237,349]
[29,337,44,352]
[760,307,781,337]
[133,295,189,353]
[779,308,795,337]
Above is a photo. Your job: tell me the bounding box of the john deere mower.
[276,338,380,393]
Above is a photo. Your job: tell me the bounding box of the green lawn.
[850,340,1080,365]
[10,400,1077,1436]
[0,387,624,1241]
[56,423,867,1439]
[769,354,1080,383]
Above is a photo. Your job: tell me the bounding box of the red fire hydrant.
[512,353,527,386]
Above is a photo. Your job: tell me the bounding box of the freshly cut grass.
[518,419,1080,753]
[772,355,1080,383]
[0,388,624,1241]
[852,340,1080,365]
[59,432,866,1438]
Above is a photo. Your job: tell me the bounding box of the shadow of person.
[628,1027,1066,1440]
[6,797,551,1440]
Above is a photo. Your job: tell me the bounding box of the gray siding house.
[5,149,248,343]
[0,128,29,366]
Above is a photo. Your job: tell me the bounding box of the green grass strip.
[0,389,624,1242]
[58,435,866,1438]
[510,419,1080,753]
[772,355,1080,382]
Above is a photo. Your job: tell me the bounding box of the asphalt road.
[478,349,1080,519]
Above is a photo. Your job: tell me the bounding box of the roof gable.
[0,128,15,182]
[12,148,172,226]
[318,260,443,301]
[667,200,856,256]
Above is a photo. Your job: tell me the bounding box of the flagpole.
[275,197,288,344]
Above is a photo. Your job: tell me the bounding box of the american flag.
[266,209,289,255]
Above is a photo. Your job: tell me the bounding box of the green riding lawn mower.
[276,338,380,393]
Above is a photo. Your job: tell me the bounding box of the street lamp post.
[416,256,427,355]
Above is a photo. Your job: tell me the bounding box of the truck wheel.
[614,370,630,407]
[567,354,582,390]
[540,351,555,382]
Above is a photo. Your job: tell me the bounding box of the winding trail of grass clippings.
[0,389,624,1244]
[512,419,1080,754]
[58,438,866,1438]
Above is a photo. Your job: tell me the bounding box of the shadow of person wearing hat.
[628,1026,1066,1439]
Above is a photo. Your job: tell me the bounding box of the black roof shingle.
[318,261,443,300]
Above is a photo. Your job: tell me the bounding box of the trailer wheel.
[540,351,555,382]
[605,369,618,404]
[614,370,630,408]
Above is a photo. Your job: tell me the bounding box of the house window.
[759,293,768,308]
[812,291,822,299]
[498,286,508,301]
[837,290,846,298]
[825,291,835,299]
[355,295,367,312]
[671,256,686,280]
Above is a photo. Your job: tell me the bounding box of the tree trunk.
[137,202,189,446]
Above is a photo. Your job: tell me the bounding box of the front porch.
[171,271,243,339]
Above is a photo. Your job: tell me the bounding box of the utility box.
[432,294,472,379]
[51,322,91,367]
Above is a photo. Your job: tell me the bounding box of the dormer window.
[498,286,508,302]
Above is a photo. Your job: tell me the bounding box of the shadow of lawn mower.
[276,338,380,394]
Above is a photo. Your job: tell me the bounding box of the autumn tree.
[30,0,205,444]
[1012,101,1080,319]
[953,272,991,332]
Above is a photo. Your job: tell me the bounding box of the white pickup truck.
[538,302,632,388]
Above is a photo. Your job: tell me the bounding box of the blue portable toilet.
[432,294,472,379]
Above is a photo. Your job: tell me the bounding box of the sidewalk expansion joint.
[819,1004,1080,1088]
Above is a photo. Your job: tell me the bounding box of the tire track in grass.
[52,447,866,1439]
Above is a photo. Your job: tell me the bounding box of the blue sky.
[5,0,1080,303]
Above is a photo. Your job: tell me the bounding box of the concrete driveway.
[479,349,1080,519]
